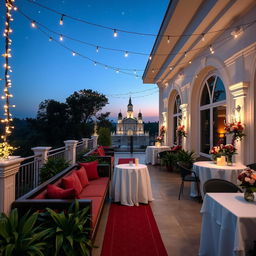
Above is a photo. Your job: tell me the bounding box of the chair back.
[118,158,135,164]
[247,163,256,170]
[203,179,242,194]
[177,162,192,178]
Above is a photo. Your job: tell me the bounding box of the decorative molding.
[229,82,248,99]
[163,98,168,109]
[225,42,256,67]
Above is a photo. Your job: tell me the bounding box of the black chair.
[247,163,256,170]
[177,162,201,201]
[203,179,242,194]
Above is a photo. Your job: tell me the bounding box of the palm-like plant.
[0,209,51,256]
[176,149,196,168]
[41,200,92,256]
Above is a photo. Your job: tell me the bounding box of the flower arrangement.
[222,144,237,156]
[238,169,256,191]
[156,126,166,143]
[224,121,245,145]
[209,145,223,161]
[176,125,186,145]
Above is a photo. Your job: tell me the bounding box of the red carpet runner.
[100,204,168,256]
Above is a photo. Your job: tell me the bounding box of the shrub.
[176,149,196,168]
[0,209,51,256]
[40,158,69,183]
[40,200,92,256]
[98,127,111,146]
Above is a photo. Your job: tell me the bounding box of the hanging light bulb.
[152,69,155,73]
[184,51,187,58]
[124,51,128,57]
[189,60,192,64]
[96,46,99,53]
[94,62,97,66]
[59,34,63,41]
[31,20,36,28]
[113,29,118,37]
[49,37,53,42]
[201,33,205,41]
[116,69,120,73]
[167,36,170,44]
[169,66,173,71]
[149,55,152,60]
[209,45,214,54]
[72,52,76,56]
[59,14,64,25]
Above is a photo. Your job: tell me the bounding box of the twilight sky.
[0,0,169,122]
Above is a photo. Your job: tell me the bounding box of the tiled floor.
[92,153,202,256]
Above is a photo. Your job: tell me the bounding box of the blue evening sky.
[1,0,169,121]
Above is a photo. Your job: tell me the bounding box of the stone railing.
[0,136,98,214]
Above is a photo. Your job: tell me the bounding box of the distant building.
[112,97,149,149]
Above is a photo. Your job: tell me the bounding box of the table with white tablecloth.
[145,146,170,165]
[111,164,153,206]
[191,161,247,197]
[199,193,256,256]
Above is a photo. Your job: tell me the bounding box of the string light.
[72,51,76,56]
[96,46,99,53]
[59,14,64,25]
[149,55,152,60]
[209,45,214,54]
[189,60,192,64]
[113,29,117,37]
[201,33,205,41]
[184,51,187,57]
[124,51,128,57]
[167,36,170,44]
[59,34,63,41]
[31,20,36,28]
[1,0,16,156]
[49,36,52,41]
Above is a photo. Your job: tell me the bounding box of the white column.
[180,104,188,150]
[91,135,98,148]
[162,111,167,146]
[82,138,89,150]
[0,156,24,214]
[31,147,52,169]
[229,82,248,164]
[64,140,78,165]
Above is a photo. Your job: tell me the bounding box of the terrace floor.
[92,153,202,256]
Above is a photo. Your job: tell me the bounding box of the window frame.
[199,74,226,157]
[173,94,182,145]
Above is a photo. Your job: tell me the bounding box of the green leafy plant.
[0,209,51,256]
[78,155,108,164]
[40,200,92,256]
[176,149,196,168]
[160,151,178,168]
[76,149,90,162]
[40,158,69,183]
[98,127,111,146]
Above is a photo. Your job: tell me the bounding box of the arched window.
[173,94,182,144]
[200,75,226,155]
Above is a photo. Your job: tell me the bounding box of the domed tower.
[127,97,134,118]
[138,110,142,122]
[118,110,122,123]
[116,110,123,135]
[137,109,144,134]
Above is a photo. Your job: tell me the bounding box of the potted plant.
[176,149,196,169]
[160,151,178,171]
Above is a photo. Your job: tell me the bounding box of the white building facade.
[143,0,256,165]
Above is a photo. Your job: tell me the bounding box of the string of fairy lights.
[1,0,256,155]
[13,4,256,79]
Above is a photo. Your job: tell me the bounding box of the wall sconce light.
[231,27,243,39]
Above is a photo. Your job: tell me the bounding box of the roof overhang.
[143,0,256,85]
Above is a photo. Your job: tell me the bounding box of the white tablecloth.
[199,193,256,256]
[112,164,153,206]
[191,161,247,197]
[145,146,170,165]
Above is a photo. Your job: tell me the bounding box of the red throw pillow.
[75,167,89,187]
[62,172,83,197]
[79,161,99,180]
[47,184,76,199]
[97,146,106,156]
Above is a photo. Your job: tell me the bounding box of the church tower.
[127,97,134,118]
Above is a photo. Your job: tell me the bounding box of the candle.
[135,158,139,166]
[216,156,226,166]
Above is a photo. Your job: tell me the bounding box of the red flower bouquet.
[224,121,245,144]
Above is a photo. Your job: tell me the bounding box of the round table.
[112,164,153,206]
[145,146,170,165]
[190,161,247,197]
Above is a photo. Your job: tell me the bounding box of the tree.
[96,112,114,131]
[66,89,108,124]
[98,127,111,146]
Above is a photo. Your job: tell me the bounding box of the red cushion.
[75,167,89,187]
[47,185,76,199]
[62,172,83,197]
[79,161,99,180]
[118,158,135,164]
[86,197,103,228]
[97,146,106,156]
[80,184,107,197]
[89,177,109,185]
